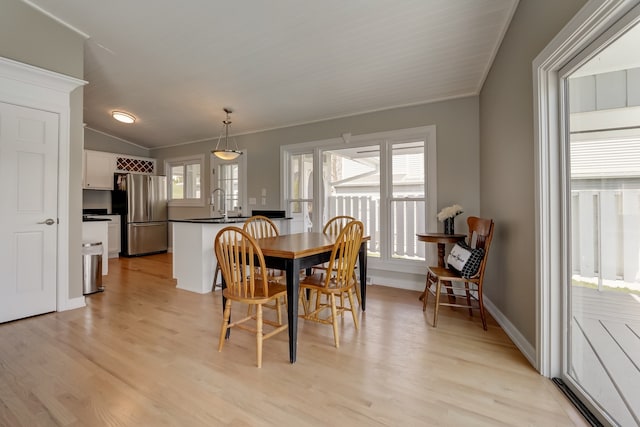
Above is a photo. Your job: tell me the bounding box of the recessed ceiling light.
[112,111,136,124]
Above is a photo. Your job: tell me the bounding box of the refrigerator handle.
[147,175,152,220]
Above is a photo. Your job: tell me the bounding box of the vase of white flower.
[437,204,463,235]
[444,218,455,235]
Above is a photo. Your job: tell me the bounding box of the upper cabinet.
[83,150,115,190]
[83,150,157,190]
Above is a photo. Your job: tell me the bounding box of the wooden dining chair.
[212,215,283,290]
[215,226,288,368]
[311,215,362,307]
[243,215,288,319]
[299,220,364,348]
[422,216,494,330]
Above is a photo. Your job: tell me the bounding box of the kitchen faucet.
[211,188,226,219]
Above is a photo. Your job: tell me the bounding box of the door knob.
[38,218,55,225]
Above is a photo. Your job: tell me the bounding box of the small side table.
[416,232,465,301]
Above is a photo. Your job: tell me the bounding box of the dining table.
[250,232,369,363]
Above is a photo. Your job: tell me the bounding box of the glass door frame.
[534,1,640,426]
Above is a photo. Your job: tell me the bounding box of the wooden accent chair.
[299,220,364,348]
[215,227,288,368]
[422,216,494,330]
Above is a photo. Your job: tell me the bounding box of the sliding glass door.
[563,15,640,426]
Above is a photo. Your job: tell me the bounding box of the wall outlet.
[249,197,257,205]
[261,188,267,196]
[261,197,266,205]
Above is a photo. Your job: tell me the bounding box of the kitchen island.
[170,217,291,293]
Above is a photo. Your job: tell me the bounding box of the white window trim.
[165,154,205,207]
[533,0,640,378]
[281,125,437,272]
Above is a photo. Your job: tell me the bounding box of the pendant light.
[212,108,242,160]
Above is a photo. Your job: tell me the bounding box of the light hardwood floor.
[0,254,588,426]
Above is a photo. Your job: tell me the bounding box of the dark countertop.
[170,216,292,224]
[82,217,112,222]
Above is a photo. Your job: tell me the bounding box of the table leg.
[358,241,367,311]
[285,259,300,363]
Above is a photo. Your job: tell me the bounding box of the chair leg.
[422,273,432,311]
[478,287,487,331]
[275,296,282,325]
[314,291,322,320]
[433,279,442,328]
[256,304,263,368]
[218,300,232,351]
[300,289,314,316]
[465,282,473,317]
[347,288,359,330]
[330,294,340,348]
[213,263,221,290]
[353,272,362,306]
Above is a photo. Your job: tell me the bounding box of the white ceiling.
[24,0,518,149]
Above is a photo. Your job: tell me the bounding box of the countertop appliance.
[112,173,168,256]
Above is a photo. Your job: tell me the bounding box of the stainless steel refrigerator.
[112,173,168,256]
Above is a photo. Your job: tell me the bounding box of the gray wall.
[152,97,481,225]
[479,0,587,345]
[84,127,151,157]
[1,0,86,299]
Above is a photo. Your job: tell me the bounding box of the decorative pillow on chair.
[446,242,485,278]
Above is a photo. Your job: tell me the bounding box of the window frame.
[165,154,205,207]
[281,126,437,275]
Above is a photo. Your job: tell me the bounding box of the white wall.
[0,0,86,299]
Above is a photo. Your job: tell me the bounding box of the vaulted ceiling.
[24,0,518,149]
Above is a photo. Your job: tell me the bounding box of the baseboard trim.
[60,296,86,311]
[484,296,537,369]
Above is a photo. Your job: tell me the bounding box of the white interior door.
[0,102,59,323]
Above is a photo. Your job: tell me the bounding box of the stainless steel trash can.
[82,241,104,295]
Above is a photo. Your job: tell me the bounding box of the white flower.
[437,204,464,221]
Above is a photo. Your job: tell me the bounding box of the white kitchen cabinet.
[88,215,121,257]
[83,150,115,190]
[83,215,121,261]
[106,215,121,257]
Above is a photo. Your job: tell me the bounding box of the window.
[286,152,314,232]
[283,126,436,273]
[211,151,247,216]
[165,155,204,206]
